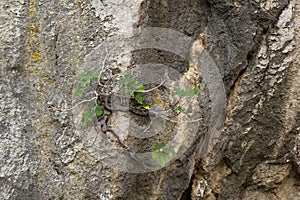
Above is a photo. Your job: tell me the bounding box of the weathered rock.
[0,0,299,199]
[191,1,300,199]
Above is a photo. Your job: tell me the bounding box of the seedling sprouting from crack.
[68,70,203,167]
[74,70,103,127]
[173,87,200,114]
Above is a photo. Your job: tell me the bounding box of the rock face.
[0,0,299,199]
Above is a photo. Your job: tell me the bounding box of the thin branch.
[58,96,97,112]
[98,46,109,86]
[134,79,167,93]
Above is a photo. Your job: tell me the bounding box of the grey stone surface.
[0,0,299,199]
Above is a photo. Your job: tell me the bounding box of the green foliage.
[82,101,103,127]
[134,92,144,105]
[136,85,145,91]
[94,104,103,116]
[78,70,101,80]
[75,70,101,97]
[134,86,152,109]
[74,87,84,97]
[173,87,200,115]
[82,110,94,127]
[73,70,103,127]
[120,73,151,110]
[120,73,139,96]
[173,87,200,97]
[177,106,187,113]
[74,71,200,168]
[151,143,176,167]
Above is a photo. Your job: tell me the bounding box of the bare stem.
[58,96,97,112]
[134,80,167,93]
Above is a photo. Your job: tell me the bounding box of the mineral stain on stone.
[29,0,36,16]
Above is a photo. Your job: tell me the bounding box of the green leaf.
[151,144,177,167]
[184,89,197,97]
[78,70,101,79]
[173,87,200,97]
[177,106,186,113]
[88,103,95,109]
[135,93,144,105]
[80,79,90,88]
[184,87,200,97]
[157,156,166,167]
[120,73,133,85]
[151,151,160,159]
[77,73,87,79]
[173,88,183,96]
[94,105,103,116]
[193,87,200,94]
[161,152,171,160]
[88,71,101,79]
[74,87,84,97]
[151,142,166,150]
[136,85,145,91]
[82,111,94,127]
[120,73,141,96]
[130,90,135,97]
[120,88,126,93]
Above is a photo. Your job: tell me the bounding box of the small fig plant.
[73,70,200,167]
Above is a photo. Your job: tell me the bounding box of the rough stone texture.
[0,0,143,199]
[190,0,300,199]
[0,0,299,200]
